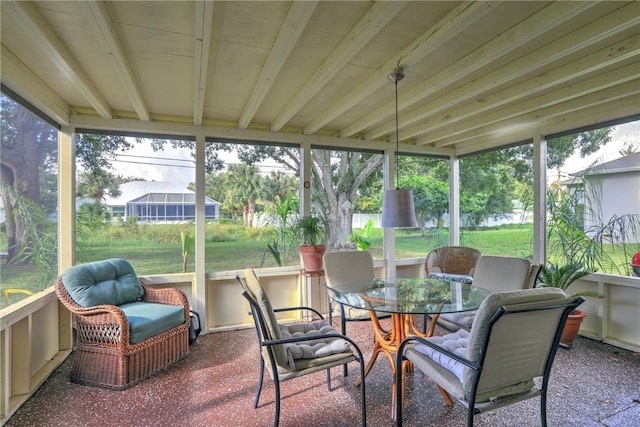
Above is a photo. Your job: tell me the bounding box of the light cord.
[394,75,399,190]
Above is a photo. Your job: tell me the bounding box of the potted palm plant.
[296,215,327,272]
[537,263,603,347]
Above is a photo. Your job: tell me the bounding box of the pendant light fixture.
[381,67,417,228]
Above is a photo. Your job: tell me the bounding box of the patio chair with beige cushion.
[237,268,367,427]
[323,251,390,335]
[55,258,190,389]
[396,288,584,426]
[436,255,538,331]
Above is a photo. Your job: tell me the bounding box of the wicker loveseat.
[55,258,190,389]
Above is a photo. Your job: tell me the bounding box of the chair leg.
[466,399,477,427]
[274,375,281,427]
[340,304,348,377]
[254,355,265,408]
[540,389,548,427]
[326,368,332,391]
[358,358,367,427]
[395,357,405,426]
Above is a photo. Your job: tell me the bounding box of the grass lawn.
[2,223,635,309]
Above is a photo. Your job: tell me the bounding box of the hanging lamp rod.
[388,67,404,189]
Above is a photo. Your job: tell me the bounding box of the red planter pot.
[560,309,586,347]
[299,245,326,272]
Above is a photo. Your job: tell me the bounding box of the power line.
[115,153,194,163]
[112,154,293,173]
[113,159,194,169]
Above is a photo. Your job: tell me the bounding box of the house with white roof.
[104,181,220,222]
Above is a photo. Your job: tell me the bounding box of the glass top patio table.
[326,277,489,419]
[327,277,488,315]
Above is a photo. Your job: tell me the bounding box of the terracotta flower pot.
[299,245,326,272]
[560,309,586,347]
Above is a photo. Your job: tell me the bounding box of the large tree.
[1,94,132,264]
[310,149,382,248]
[223,164,264,226]
[1,96,56,263]
[401,174,448,235]
[163,140,383,249]
[77,169,121,201]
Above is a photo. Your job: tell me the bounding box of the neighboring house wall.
[584,171,640,230]
[574,153,640,243]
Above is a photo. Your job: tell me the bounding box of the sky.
[111,144,195,185]
[110,119,639,185]
[560,120,640,175]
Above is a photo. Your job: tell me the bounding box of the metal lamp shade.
[381,189,417,228]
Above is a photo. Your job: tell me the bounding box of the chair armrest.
[67,304,132,347]
[55,279,128,325]
[399,335,480,372]
[273,305,324,320]
[140,280,189,306]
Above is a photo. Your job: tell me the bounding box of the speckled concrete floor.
[6,319,640,427]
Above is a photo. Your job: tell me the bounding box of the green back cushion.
[61,259,144,307]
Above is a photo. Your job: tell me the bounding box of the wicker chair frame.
[55,277,190,390]
[424,246,482,277]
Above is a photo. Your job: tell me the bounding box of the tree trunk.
[1,109,42,264]
[248,202,255,227]
[327,194,355,249]
[242,203,249,226]
[311,150,382,250]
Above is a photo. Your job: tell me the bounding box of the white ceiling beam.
[1,45,70,125]
[82,1,149,122]
[429,79,640,149]
[420,65,638,147]
[386,3,640,141]
[193,0,214,126]
[269,0,406,132]
[5,1,112,119]
[69,114,442,154]
[238,1,318,130]
[406,34,640,142]
[455,94,640,156]
[305,1,496,136]
[350,0,600,140]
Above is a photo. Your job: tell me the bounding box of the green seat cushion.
[61,259,144,307]
[120,302,186,344]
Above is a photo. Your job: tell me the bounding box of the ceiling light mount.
[387,67,405,83]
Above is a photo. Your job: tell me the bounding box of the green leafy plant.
[537,263,603,298]
[181,229,195,272]
[296,215,327,247]
[349,219,374,251]
[262,241,282,267]
[546,180,640,276]
[262,193,299,265]
[2,183,57,290]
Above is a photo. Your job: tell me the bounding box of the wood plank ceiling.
[1,1,639,156]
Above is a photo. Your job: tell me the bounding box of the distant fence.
[253,212,533,229]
